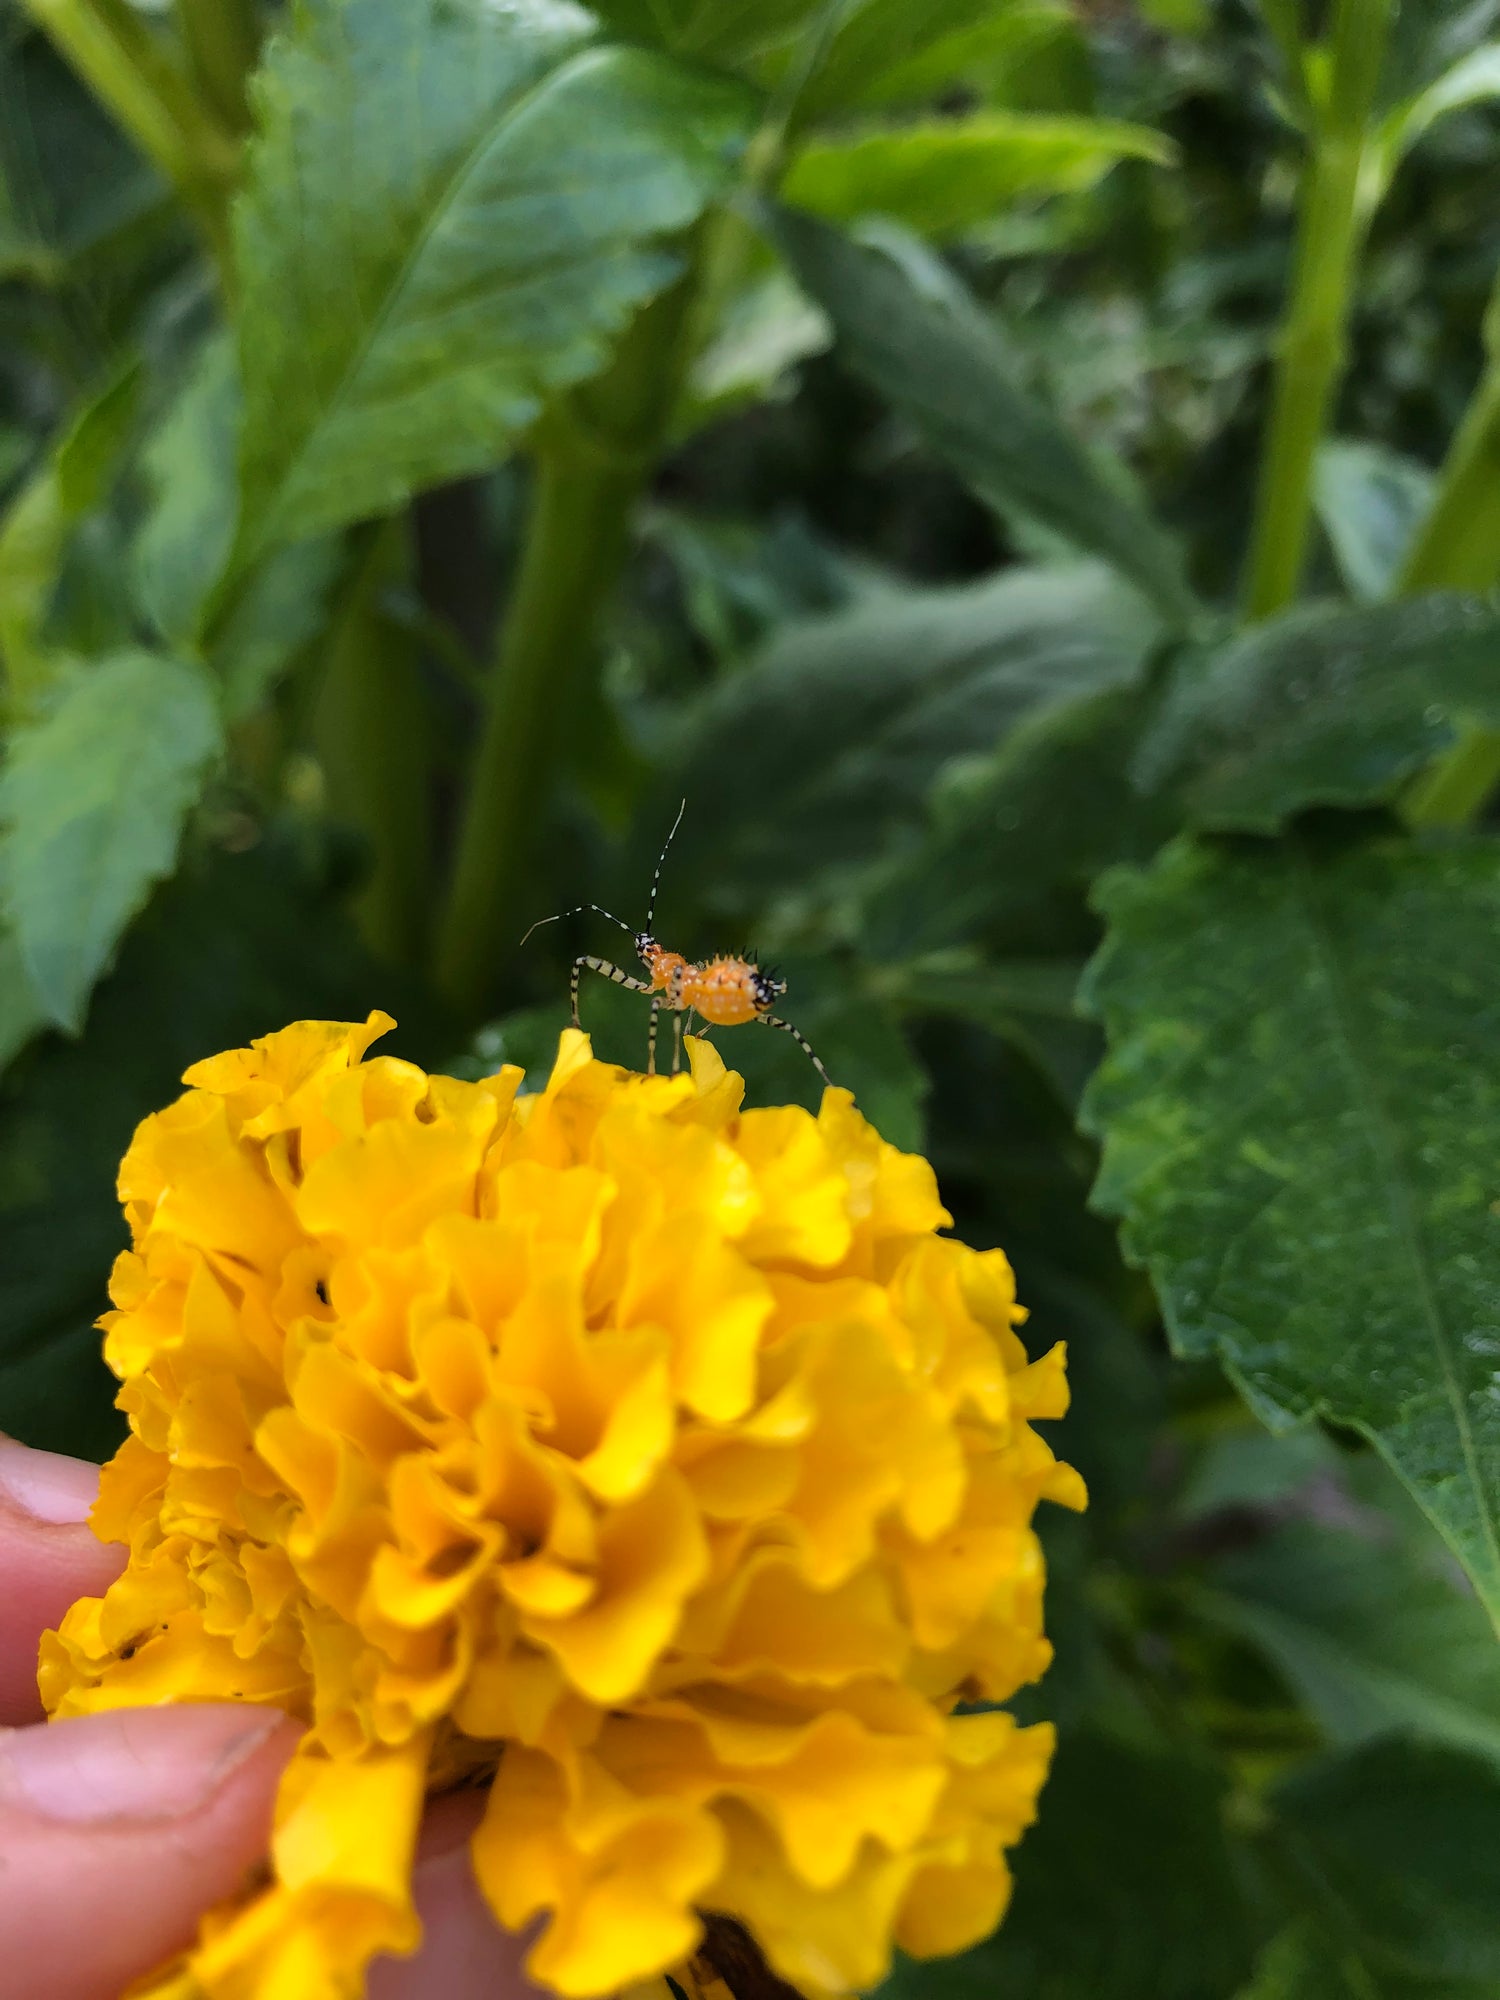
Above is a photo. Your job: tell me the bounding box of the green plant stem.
[312,523,434,968]
[437,0,862,1018]
[173,0,261,136]
[1243,0,1394,621]
[1400,367,1500,597]
[22,0,240,281]
[1398,289,1500,829]
[433,272,700,1019]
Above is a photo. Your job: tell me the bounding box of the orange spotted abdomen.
[681,957,761,1025]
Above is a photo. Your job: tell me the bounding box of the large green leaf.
[1083,834,1500,1621]
[1270,1740,1500,1985]
[782,114,1172,239]
[770,207,1197,625]
[234,0,750,552]
[874,1731,1255,2000]
[1137,594,1500,832]
[0,363,138,696]
[0,649,223,1029]
[650,562,1160,907]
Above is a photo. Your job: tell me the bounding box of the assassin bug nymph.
[520,803,831,1086]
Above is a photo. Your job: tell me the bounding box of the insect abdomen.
[682,957,761,1026]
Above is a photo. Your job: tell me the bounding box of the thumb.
[0,1703,300,2000]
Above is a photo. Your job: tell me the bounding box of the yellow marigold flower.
[41,1016,1084,2000]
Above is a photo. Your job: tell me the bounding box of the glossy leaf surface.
[235,0,750,549]
[0,649,222,1029]
[1085,834,1500,1619]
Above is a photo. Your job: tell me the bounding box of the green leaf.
[1271,1739,1500,1984]
[590,0,812,64]
[682,267,831,432]
[790,0,1041,117]
[1082,834,1500,1621]
[234,0,751,551]
[654,562,1161,907]
[1137,594,1500,832]
[0,363,138,698]
[131,330,240,647]
[1313,439,1435,603]
[782,114,1173,239]
[1199,1517,1500,1765]
[770,207,1197,624]
[861,679,1180,960]
[127,330,342,714]
[214,536,343,721]
[1367,44,1500,214]
[848,5,1082,113]
[0,25,164,269]
[0,650,223,1030]
[0,927,48,1074]
[874,1731,1256,2000]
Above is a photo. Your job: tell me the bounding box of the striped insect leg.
[758,1013,832,1086]
[572,956,656,1035]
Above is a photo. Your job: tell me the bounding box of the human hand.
[0,1435,536,2000]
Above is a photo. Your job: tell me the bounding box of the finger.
[369,1790,542,2000]
[0,1438,125,1724]
[0,1702,300,2000]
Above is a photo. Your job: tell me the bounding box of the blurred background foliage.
[5,0,1500,1991]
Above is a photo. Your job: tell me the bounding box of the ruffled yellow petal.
[42,1020,1079,2000]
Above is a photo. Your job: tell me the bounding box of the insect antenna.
[645,798,687,937]
[520,903,637,949]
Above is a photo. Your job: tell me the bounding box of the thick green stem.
[1243,0,1395,621]
[312,524,434,968]
[433,273,700,1019]
[174,0,261,136]
[22,0,239,280]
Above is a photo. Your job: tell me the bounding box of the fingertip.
[0,1441,125,1726]
[0,1703,300,2000]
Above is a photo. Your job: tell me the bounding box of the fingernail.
[3,1705,288,1825]
[0,1439,99,1525]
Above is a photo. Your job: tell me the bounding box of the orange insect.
[521,803,831,1084]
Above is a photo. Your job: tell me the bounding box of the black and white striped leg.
[672,1010,685,1076]
[648,998,661,1076]
[572,956,656,1030]
[759,1013,832,1087]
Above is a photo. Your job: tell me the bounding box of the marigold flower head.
[42,1016,1084,2000]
